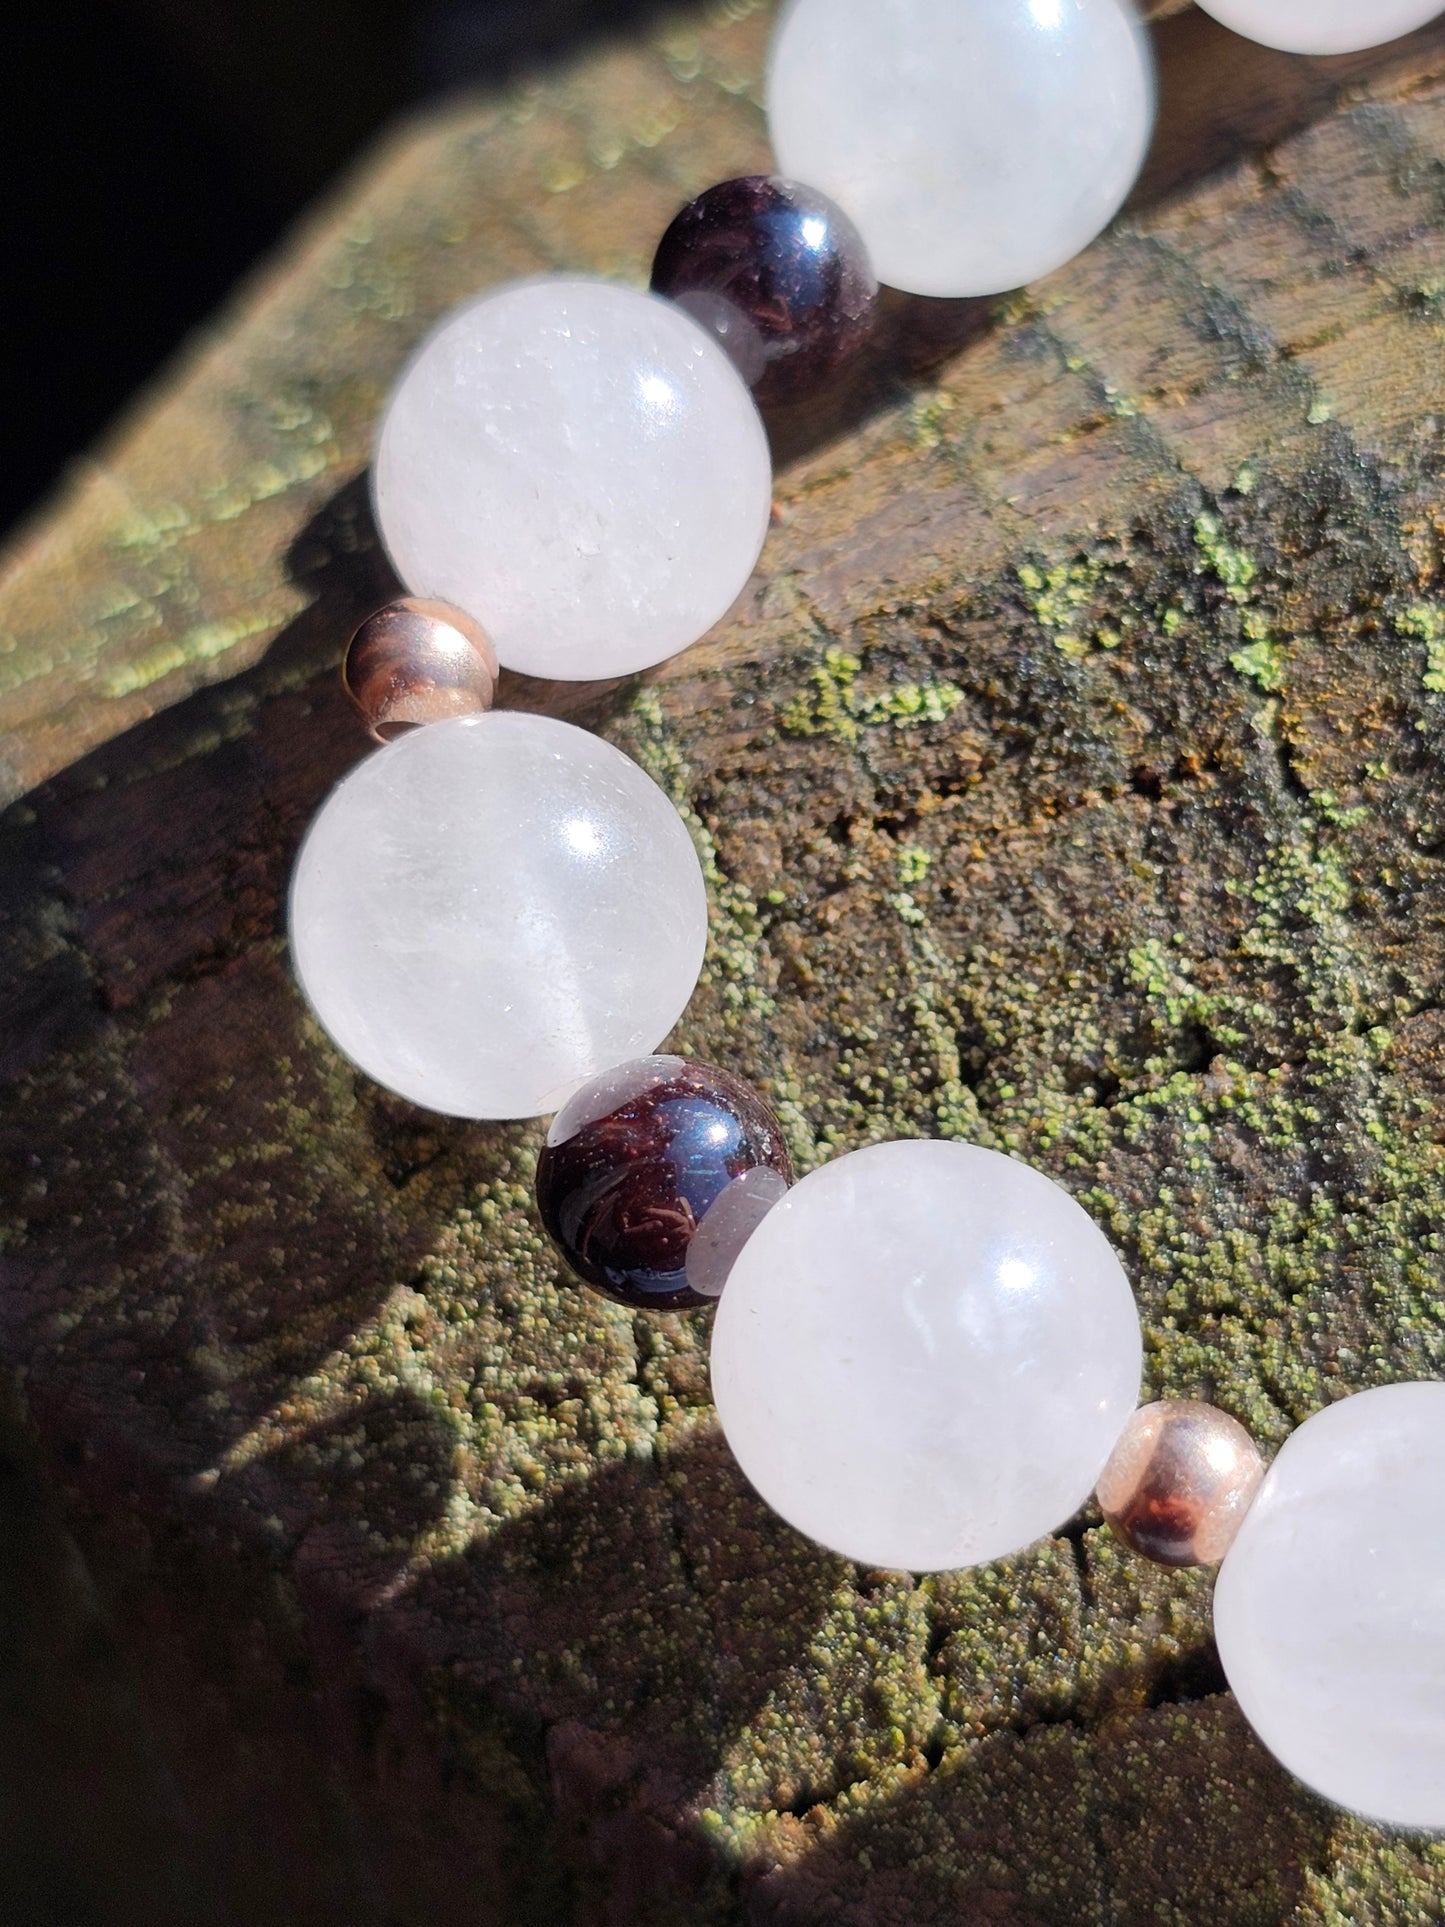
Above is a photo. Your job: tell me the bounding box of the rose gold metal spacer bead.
[1096,1399,1265,1569]
[342,597,499,743]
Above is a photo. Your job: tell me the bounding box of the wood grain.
[4,4,1445,1921]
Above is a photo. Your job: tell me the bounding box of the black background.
[3,0,654,541]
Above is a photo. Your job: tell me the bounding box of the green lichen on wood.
[9,457,1445,1924]
[1398,601,1445,694]
[1193,510,1258,599]
[6,10,1445,1920]
[12,450,1443,1923]
[778,647,966,745]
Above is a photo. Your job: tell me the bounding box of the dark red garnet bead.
[535,1056,793,1312]
[650,175,879,407]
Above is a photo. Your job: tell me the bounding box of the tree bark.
[3,5,1445,1921]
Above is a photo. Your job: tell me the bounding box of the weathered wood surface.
[5,3,1445,1920]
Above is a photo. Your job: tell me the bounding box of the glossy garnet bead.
[650,176,878,407]
[535,1056,793,1311]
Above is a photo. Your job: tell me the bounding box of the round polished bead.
[650,176,879,407]
[1097,1400,1264,1568]
[1194,0,1442,54]
[289,714,707,1120]
[536,1056,792,1311]
[766,0,1155,299]
[1214,1382,1445,1828]
[372,277,773,682]
[342,597,498,742]
[710,1141,1142,1572]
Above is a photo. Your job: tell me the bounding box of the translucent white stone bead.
[709,1141,1142,1571]
[1194,0,1442,55]
[1214,1382,1445,1829]
[289,712,707,1120]
[686,1165,791,1299]
[766,0,1156,299]
[373,277,773,682]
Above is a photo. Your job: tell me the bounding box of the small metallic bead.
[342,597,498,743]
[651,176,878,407]
[1097,1399,1265,1569]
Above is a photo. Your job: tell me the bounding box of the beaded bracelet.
[286,0,1445,1836]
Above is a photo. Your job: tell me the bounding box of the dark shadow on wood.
[743,1699,1335,1927]
[1135,10,1445,210]
[0,513,543,1454]
[0,1369,211,1927]
[32,1402,848,1923]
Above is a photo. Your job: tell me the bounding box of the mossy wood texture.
[4,4,1445,1921]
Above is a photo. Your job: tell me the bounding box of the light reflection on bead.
[1096,1399,1264,1568]
[650,176,879,406]
[343,598,498,743]
[536,1056,793,1312]
[687,1165,791,1298]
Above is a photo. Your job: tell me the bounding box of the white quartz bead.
[1194,0,1442,55]
[766,0,1156,299]
[686,1166,791,1299]
[1213,1381,1445,1829]
[372,277,773,682]
[709,1141,1142,1571]
[289,712,707,1120]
